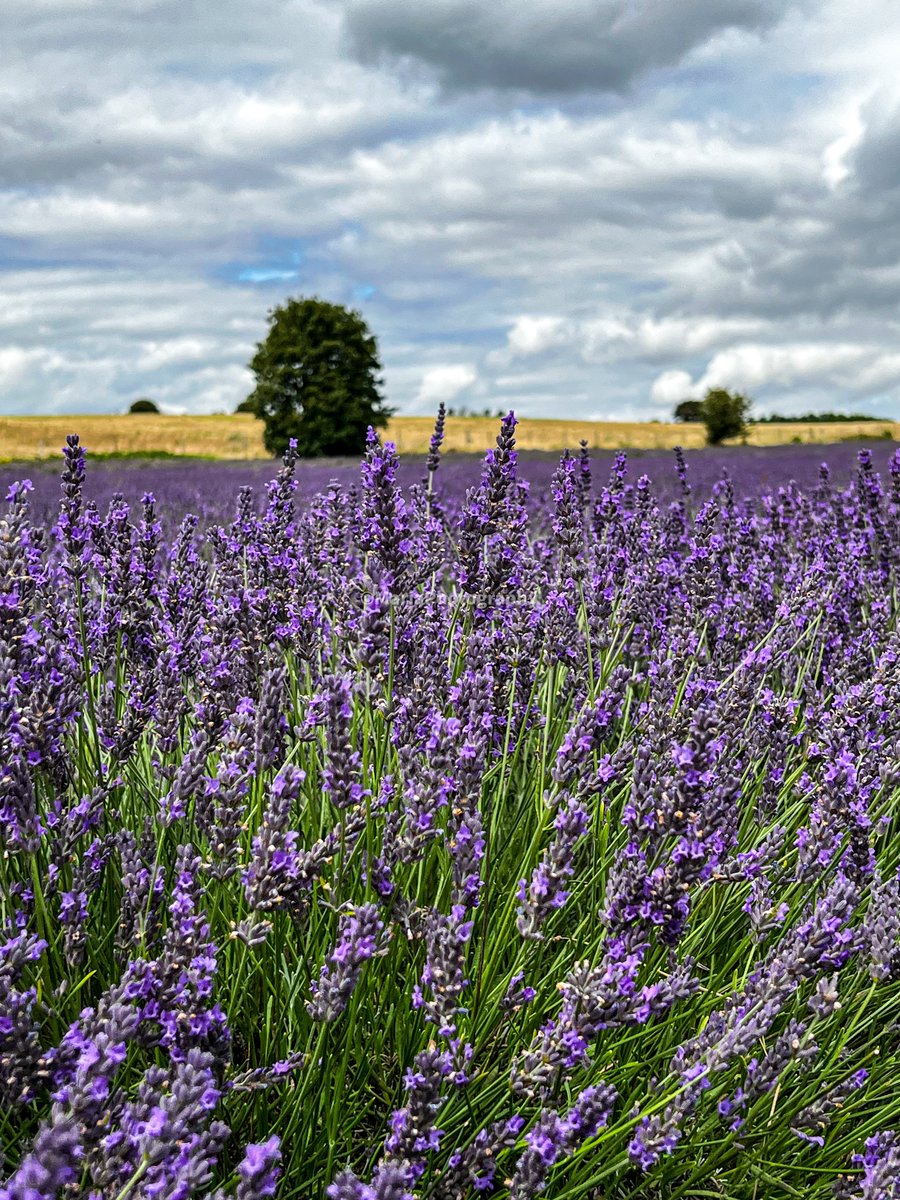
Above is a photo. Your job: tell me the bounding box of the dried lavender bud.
[865,870,900,981]
[808,973,842,1019]
[229,918,273,948]
[744,876,790,943]
[792,1069,869,1146]
[227,1050,306,1093]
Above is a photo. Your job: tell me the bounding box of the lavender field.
[2,417,900,1199]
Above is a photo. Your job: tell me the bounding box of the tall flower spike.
[308,904,385,1022]
[426,402,447,478]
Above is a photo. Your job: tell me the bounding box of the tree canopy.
[128,398,160,414]
[246,296,391,457]
[673,399,704,423]
[701,387,751,445]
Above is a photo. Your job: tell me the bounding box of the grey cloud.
[849,97,900,193]
[341,0,794,94]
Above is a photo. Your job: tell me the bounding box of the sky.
[2,0,900,420]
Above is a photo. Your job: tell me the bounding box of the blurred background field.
[4,438,896,533]
[1,412,896,462]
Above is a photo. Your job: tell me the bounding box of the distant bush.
[235,397,258,415]
[128,398,160,414]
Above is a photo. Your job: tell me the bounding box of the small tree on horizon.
[246,296,391,457]
[128,397,160,414]
[701,387,751,445]
[674,399,704,423]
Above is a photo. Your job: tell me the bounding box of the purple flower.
[308,904,385,1022]
[237,1135,282,1199]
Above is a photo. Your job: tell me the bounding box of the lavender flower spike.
[308,903,385,1021]
[237,1135,283,1200]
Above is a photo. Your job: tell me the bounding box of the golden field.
[0,412,896,462]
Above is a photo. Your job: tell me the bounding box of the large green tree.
[246,296,391,457]
[701,386,752,445]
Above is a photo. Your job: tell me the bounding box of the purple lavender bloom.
[412,905,474,1043]
[321,674,365,811]
[516,795,588,939]
[837,1130,900,1199]
[237,1135,282,1200]
[426,403,447,478]
[0,1118,82,1200]
[507,1083,616,1200]
[308,904,385,1022]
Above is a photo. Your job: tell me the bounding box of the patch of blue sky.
[237,267,299,283]
[665,65,827,124]
[159,60,277,88]
[0,237,103,272]
[216,234,308,286]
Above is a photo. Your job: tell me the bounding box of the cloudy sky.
[2,0,900,419]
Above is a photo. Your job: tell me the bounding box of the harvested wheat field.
[0,411,896,460]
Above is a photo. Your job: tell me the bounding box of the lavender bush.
[1,419,900,1198]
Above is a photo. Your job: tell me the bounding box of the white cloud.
[650,369,695,406]
[696,343,874,392]
[136,338,220,371]
[2,0,900,419]
[491,315,572,363]
[655,342,900,411]
[414,364,478,408]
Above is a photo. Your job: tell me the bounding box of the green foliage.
[754,411,883,423]
[701,387,751,445]
[246,296,391,457]
[235,397,259,415]
[673,399,704,423]
[128,397,160,414]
